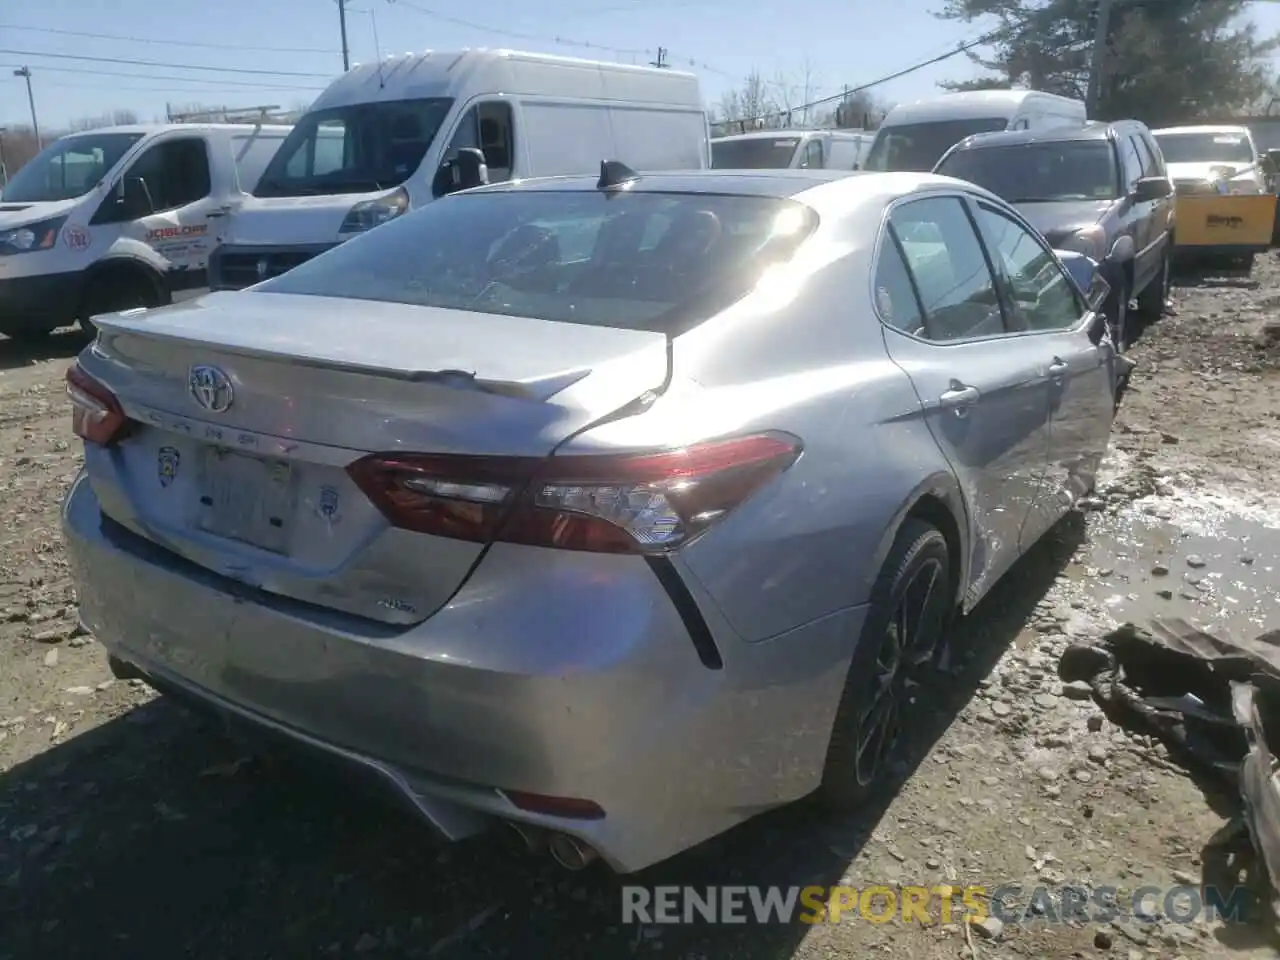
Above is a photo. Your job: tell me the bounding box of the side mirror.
[1132,176,1172,203]
[432,147,489,199]
[118,176,155,218]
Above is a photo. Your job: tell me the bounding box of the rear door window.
[886,195,1007,342]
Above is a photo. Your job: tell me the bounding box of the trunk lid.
[80,291,669,624]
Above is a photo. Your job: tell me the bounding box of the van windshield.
[863,118,1010,172]
[1154,131,1254,165]
[711,137,801,169]
[1,132,143,203]
[255,97,453,197]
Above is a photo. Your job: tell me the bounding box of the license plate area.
[195,447,294,554]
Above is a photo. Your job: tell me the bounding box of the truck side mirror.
[432,147,490,198]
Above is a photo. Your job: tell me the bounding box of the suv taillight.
[66,363,131,446]
[346,432,802,554]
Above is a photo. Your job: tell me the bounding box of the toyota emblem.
[188,365,234,413]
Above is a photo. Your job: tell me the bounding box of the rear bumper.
[208,242,339,290]
[62,471,859,871]
[0,269,85,334]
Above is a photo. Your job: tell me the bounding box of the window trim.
[802,138,824,169]
[969,197,1092,333]
[1139,131,1166,177]
[873,191,1012,345]
[441,96,518,178]
[869,187,1094,347]
[91,134,213,226]
[1117,135,1144,192]
[133,135,213,214]
[1130,133,1157,179]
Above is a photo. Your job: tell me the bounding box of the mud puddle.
[1075,455,1280,637]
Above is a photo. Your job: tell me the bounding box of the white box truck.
[209,49,711,290]
[861,90,1088,173]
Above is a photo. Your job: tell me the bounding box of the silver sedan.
[61,167,1118,874]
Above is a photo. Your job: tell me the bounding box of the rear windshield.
[711,137,801,169]
[1154,131,1253,165]
[256,189,818,333]
[863,117,1010,172]
[936,140,1120,201]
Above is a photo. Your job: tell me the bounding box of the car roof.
[947,121,1134,151]
[1151,124,1251,137]
[465,168,984,204]
[711,129,871,143]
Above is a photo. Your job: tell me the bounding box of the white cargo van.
[710,129,873,171]
[862,90,1087,173]
[0,122,291,339]
[208,48,710,290]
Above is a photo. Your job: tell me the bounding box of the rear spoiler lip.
[87,316,593,402]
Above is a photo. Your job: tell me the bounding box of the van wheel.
[816,519,951,809]
[79,271,159,337]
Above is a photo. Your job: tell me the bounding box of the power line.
[0,63,327,91]
[386,0,733,78]
[0,47,332,79]
[36,79,314,98]
[0,22,335,55]
[385,0,647,58]
[710,27,1014,130]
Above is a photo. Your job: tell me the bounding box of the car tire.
[1135,250,1170,320]
[1108,278,1133,354]
[78,271,159,337]
[815,518,952,810]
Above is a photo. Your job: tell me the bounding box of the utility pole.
[337,0,351,71]
[650,47,668,69]
[1084,0,1115,119]
[12,67,40,150]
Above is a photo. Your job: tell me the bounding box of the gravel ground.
[0,263,1279,960]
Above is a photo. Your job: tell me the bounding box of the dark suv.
[933,120,1175,352]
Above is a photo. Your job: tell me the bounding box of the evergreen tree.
[936,0,1276,125]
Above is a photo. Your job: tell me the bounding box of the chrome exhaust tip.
[505,821,547,853]
[548,832,599,871]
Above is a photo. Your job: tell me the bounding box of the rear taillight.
[66,363,131,446]
[346,432,802,554]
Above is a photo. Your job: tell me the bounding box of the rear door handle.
[1048,358,1068,376]
[939,384,980,411]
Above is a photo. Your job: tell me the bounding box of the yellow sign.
[799,885,989,924]
[1174,193,1276,249]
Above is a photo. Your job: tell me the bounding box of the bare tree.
[66,109,140,132]
[711,71,782,132]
